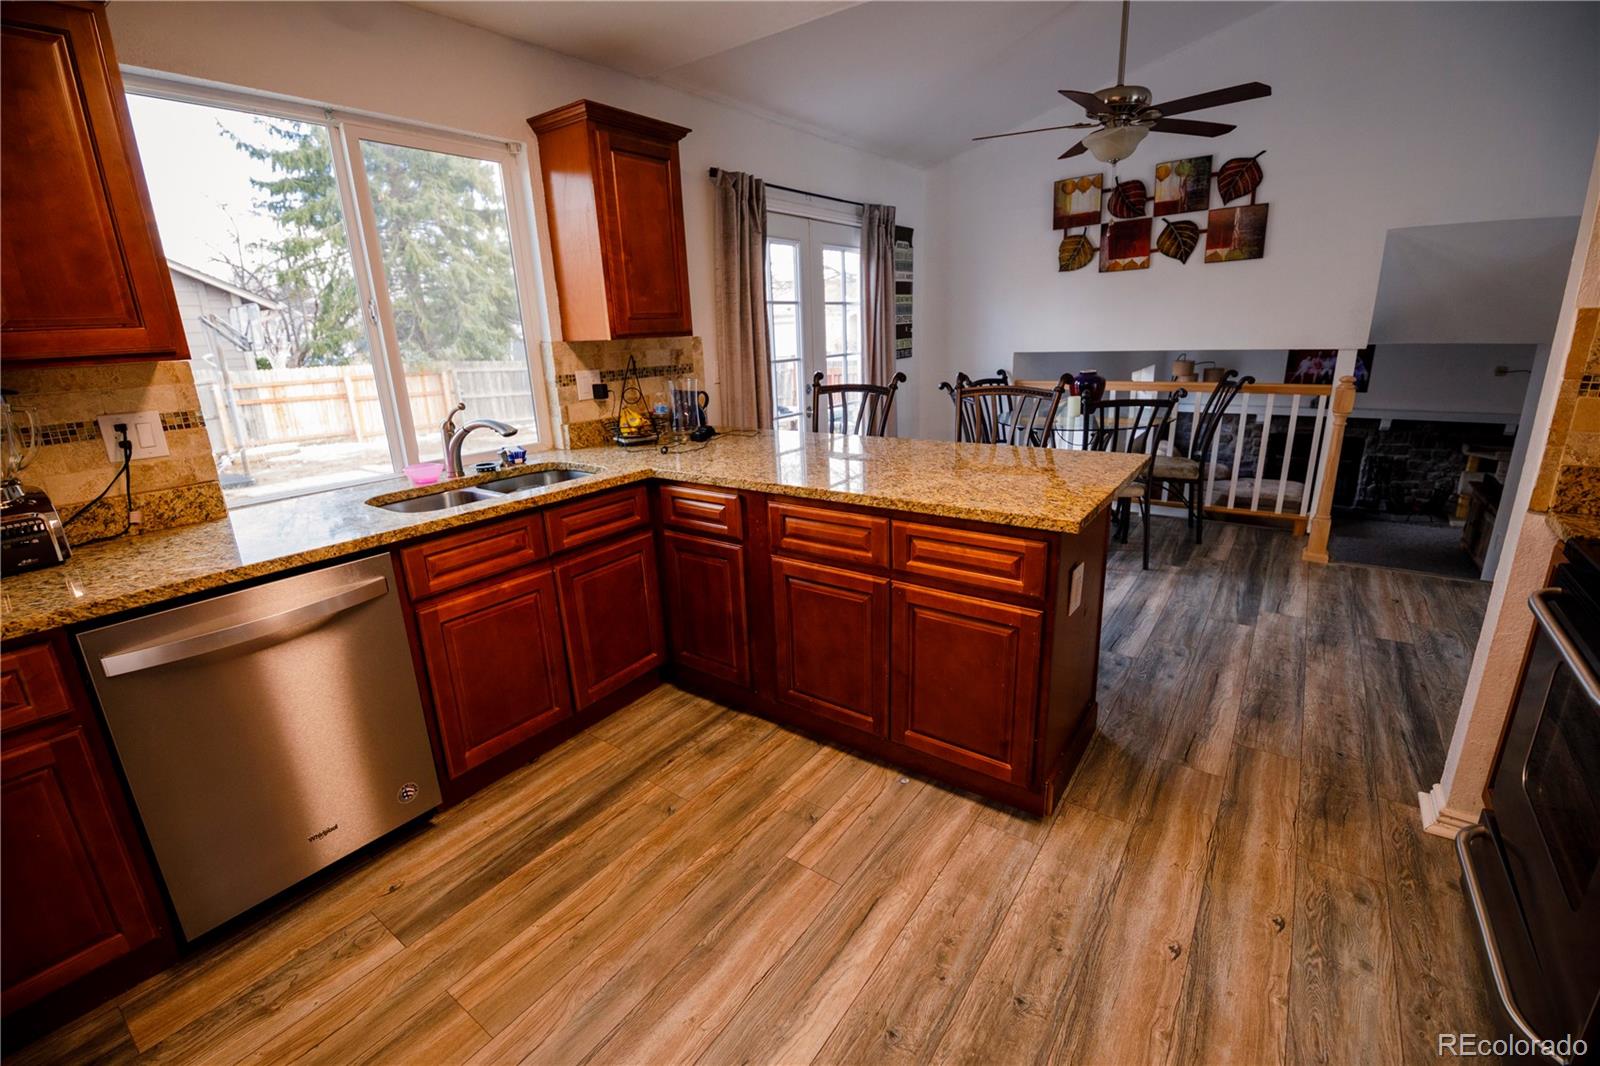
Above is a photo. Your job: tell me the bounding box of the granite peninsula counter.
[2,432,1145,641]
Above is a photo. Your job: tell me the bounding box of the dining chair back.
[1185,370,1255,460]
[1080,390,1186,570]
[811,371,907,436]
[951,374,1072,446]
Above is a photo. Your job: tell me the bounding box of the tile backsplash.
[3,360,225,537]
[545,336,705,448]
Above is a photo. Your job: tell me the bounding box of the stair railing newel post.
[1301,374,1358,564]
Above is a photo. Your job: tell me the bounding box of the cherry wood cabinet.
[527,100,692,340]
[1,640,166,1016]
[555,530,666,708]
[660,531,750,687]
[770,555,890,738]
[890,584,1043,784]
[1,2,186,363]
[413,567,572,779]
[544,484,650,553]
[399,515,547,600]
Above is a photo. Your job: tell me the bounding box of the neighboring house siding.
[171,270,254,374]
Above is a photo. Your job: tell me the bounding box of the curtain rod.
[707,167,865,210]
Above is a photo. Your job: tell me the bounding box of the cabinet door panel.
[2,725,161,1011]
[891,584,1042,784]
[0,3,185,361]
[1,642,76,734]
[415,568,572,778]
[771,557,889,737]
[593,127,691,337]
[556,531,666,708]
[661,531,749,686]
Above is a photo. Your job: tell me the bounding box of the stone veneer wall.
[544,336,704,449]
[3,361,226,537]
[1533,306,1600,515]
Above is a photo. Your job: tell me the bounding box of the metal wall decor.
[1054,150,1269,273]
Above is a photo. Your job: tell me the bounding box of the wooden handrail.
[1016,378,1332,397]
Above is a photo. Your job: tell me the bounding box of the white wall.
[919,1,1599,439]
[106,2,931,434]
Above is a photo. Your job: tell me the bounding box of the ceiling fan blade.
[1150,118,1236,137]
[972,122,1097,142]
[1058,139,1089,160]
[1058,89,1107,114]
[1153,81,1271,117]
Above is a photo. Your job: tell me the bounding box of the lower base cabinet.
[660,530,750,686]
[1,644,165,1015]
[413,567,573,778]
[890,583,1042,785]
[555,530,666,708]
[770,556,890,737]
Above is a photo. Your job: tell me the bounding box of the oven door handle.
[1456,824,1572,1065]
[1528,588,1600,706]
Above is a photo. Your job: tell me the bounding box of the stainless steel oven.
[1459,539,1600,1064]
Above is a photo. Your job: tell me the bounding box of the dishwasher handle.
[98,574,390,678]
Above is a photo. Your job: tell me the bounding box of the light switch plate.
[1068,562,1085,614]
[575,369,601,395]
[98,411,169,461]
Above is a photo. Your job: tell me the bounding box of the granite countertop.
[1545,510,1600,543]
[1,430,1145,640]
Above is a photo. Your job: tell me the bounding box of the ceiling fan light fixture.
[1084,124,1149,163]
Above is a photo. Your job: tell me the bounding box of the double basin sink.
[375,467,591,513]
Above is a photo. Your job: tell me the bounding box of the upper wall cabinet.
[528,100,693,341]
[1,2,187,364]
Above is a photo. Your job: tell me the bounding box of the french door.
[765,214,863,430]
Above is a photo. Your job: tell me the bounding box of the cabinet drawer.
[545,486,650,553]
[1,642,76,734]
[400,515,548,600]
[768,500,889,568]
[658,484,743,539]
[892,521,1049,600]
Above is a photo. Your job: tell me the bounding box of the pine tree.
[225,120,521,369]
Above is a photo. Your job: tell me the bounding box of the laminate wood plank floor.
[17,520,1503,1066]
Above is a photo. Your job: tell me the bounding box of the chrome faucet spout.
[446,418,518,478]
[439,402,466,469]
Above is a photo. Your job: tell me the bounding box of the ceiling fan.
[973,0,1271,164]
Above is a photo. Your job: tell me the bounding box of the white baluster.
[1250,394,1273,512]
[1302,393,1330,517]
[1276,394,1301,514]
[1226,393,1248,510]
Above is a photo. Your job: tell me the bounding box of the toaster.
[1,488,72,575]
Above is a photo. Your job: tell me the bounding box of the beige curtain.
[860,203,898,404]
[712,170,770,430]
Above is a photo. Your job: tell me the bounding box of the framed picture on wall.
[1285,346,1375,392]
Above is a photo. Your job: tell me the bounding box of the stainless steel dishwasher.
[77,554,441,939]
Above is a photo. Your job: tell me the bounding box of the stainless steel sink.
[376,488,500,513]
[478,467,593,493]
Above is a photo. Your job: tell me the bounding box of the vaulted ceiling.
[408,1,1268,166]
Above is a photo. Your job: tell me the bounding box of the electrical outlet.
[97,411,168,461]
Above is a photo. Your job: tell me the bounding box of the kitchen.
[3,2,1598,1063]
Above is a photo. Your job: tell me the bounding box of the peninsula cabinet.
[1,639,167,1017]
[527,100,693,340]
[660,530,751,687]
[770,556,890,738]
[1,2,187,363]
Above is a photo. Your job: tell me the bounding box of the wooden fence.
[194,362,537,452]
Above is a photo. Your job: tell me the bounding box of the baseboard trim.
[1419,783,1478,839]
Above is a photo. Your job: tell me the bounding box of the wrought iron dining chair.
[939,368,1011,420]
[1149,371,1254,544]
[951,374,1072,446]
[1081,391,1186,570]
[810,371,907,436]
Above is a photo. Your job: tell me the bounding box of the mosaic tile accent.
[18,411,206,448]
[1581,375,1600,396]
[554,363,696,388]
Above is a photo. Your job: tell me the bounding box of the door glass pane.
[127,94,395,503]
[823,247,845,302]
[769,242,797,300]
[773,361,803,421]
[359,140,539,461]
[771,303,799,360]
[825,305,846,358]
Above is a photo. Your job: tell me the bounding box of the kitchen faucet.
[440,402,518,477]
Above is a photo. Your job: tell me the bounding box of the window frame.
[122,74,554,505]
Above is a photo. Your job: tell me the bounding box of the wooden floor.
[18,519,1503,1066]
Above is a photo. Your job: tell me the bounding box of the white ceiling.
[408,1,1269,166]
